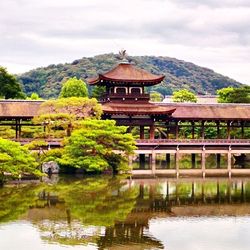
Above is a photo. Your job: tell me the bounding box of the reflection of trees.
[29,176,139,246]
[49,177,139,227]
[0,184,44,223]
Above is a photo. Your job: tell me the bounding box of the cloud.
[0,0,250,84]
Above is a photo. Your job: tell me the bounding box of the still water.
[1,176,250,250]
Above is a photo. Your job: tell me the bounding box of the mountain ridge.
[18,53,243,98]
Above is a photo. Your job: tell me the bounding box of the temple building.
[87,57,250,141]
[88,59,176,139]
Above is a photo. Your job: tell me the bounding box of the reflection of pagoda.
[88,51,175,139]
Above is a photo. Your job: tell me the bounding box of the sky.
[1,0,250,84]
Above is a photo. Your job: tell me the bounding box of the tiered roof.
[102,103,176,116]
[88,62,165,86]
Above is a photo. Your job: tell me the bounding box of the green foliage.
[172,89,197,103]
[91,86,106,99]
[18,54,243,99]
[0,138,42,183]
[0,66,25,99]
[33,97,102,138]
[0,184,44,223]
[59,77,88,98]
[217,86,250,103]
[150,91,163,102]
[0,126,15,139]
[27,92,41,100]
[59,120,136,173]
[217,87,234,103]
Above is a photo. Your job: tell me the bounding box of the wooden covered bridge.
[0,56,249,177]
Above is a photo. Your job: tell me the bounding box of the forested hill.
[18,53,243,99]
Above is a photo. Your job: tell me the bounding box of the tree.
[27,92,41,100]
[0,67,25,99]
[150,91,163,102]
[33,97,102,138]
[59,77,88,98]
[172,89,197,103]
[217,87,234,103]
[0,138,42,184]
[91,86,106,99]
[59,119,136,173]
[217,86,250,103]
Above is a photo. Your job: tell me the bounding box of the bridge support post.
[191,154,196,168]
[139,154,145,163]
[216,154,221,168]
[139,154,145,169]
[166,154,171,168]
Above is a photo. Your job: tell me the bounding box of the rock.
[42,161,60,174]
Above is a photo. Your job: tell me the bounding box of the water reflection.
[1,177,250,249]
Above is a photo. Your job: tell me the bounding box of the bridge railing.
[136,139,250,144]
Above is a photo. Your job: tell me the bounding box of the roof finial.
[118,49,129,64]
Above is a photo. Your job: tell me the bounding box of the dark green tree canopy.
[59,77,88,98]
[91,86,106,99]
[0,67,24,99]
[59,119,136,173]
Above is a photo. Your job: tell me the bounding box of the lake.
[1,176,250,250]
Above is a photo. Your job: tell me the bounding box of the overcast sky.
[1,0,250,83]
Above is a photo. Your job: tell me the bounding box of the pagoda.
[88,51,175,139]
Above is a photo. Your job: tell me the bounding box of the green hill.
[18,53,243,99]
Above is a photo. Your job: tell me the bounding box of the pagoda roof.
[88,62,165,86]
[102,102,175,116]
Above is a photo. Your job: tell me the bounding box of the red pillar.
[140,126,144,139]
[150,125,155,140]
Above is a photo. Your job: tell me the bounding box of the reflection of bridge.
[98,179,250,250]
[134,180,250,210]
